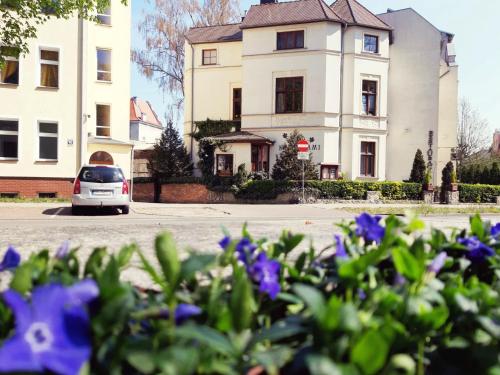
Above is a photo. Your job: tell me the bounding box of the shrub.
[459,183,500,203]
[0,214,499,374]
[409,149,427,183]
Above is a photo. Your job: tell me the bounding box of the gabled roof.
[241,0,342,30]
[185,24,242,44]
[130,97,163,129]
[330,0,392,30]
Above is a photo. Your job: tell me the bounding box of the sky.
[131,0,500,134]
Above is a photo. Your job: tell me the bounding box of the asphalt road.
[1,203,499,286]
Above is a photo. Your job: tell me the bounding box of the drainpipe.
[130,143,135,202]
[78,18,88,170]
[338,23,347,172]
[188,40,195,160]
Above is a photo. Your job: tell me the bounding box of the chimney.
[260,0,277,4]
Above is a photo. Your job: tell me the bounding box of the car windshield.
[78,167,124,183]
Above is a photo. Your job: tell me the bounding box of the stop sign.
[297,139,309,152]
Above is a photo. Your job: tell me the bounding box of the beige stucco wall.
[378,9,455,183]
[0,0,132,179]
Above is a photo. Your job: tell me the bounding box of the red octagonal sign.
[297,139,309,152]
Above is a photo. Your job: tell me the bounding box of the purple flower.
[250,252,281,300]
[428,252,447,274]
[355,213,385,244]
[55,241,70,260]
[219,236,231,250]
[491,223,500,238]
[235,238,258,265]
[394,273,407,286]
[161,304,202,325]
[0,246,20,272]
[458,236,495,263]
[0,281,98,375]
[334,235,348,259]
[357,288,367,300]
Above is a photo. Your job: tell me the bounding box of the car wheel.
[122,206,130,215]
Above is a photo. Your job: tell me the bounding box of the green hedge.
[459,183,500,203]
[236,180,423,201]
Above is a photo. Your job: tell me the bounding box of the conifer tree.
[271,130,318,181]
[148,122,193,181]
[409,149,427,183]
[491,162,500,185]
[481,165,491,185]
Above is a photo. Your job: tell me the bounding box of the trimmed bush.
[459,183,500,203]
[236,180,422,201]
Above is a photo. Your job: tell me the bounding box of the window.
[0,47,19,85]
[0,193,18,198]
[97,49,111,81]
[360,141,376,177]
[38,122,58,160]
[97,6,111,25]
[216,154,233,176]
[363,34,379,53]
[251,144,269,172]
[321,165,338,180]
[362,80,377,116]
[40,49,59,88]
[276,77,303,114]
[96,104,111,137]
[233,88,241,120]
[38,192,56,198]
[277,30,304,50]
[202,49,217,65]
[0,120,18,159]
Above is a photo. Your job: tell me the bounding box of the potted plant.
[450,170,458,192]
[423,169,433,191]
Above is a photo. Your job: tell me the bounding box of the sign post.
[297,140,309,203]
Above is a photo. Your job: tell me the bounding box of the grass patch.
[343,205,500,216]
[0,198,70,203]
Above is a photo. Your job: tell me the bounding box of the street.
[1,203,499,286]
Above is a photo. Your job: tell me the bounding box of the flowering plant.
[0,213,499,375]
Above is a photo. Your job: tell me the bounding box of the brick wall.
[160,183,209,203]
[132,182,155,202]
[0,178,74,199]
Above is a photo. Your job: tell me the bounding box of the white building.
[184,0,458,183]
[0,0,131,198]
[130,97,163,149]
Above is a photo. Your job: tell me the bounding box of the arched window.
[89,151,114,165]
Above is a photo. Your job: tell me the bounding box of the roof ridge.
[345,0,356,23]
[189,22,241,30]
[317,0,329,19]
[346,0,392,29]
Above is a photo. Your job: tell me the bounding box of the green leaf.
[127,351,156,374]
[175,325,235,356]
[252,347,293,374]
[292,283,325,321]
[230,269,255,332]
[248,320,306,349]
[454,293,479,313]
[351,330,389,375]
[155,232,180,287]
[136,249,165,288]
[156,346,200,375]
[117,244,136,268]
[470,214,486,240]
[84,247,107,278]
[387,354,416,375]
[306,355,344,375]
[180,254,216,281]
[392,248,423,282]
[477,316,500,339]
[10,264,32,294]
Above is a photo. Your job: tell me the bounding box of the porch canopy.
[202,131,274,145]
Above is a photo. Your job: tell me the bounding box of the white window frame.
[0,55,20,85]
[96,48,112,82]
[37,121,58,162]
[96,5,112,26]
[362,33,379,54]
[38,46,60,89]
[0,118,19,160]
[96,103,111,138]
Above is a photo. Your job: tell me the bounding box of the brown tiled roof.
[185,24,242,44]
[331,0,392,30]
[241,0,343,29]
[130,97,163,129]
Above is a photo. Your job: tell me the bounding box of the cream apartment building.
[0,0,131,198]
[184,0,458,183]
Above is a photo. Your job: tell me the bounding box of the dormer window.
[363,34,379,53]
[277,31,304,50]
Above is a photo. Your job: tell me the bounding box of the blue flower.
[0,246,20,272]
[394,273,407,286]
[160,304,202,325]
[355,213,385,244]
[458,236,495,263]
[0,281,98,375]
[55,241,70,260]
[491,223,500,238]
[428,252,447,274]
[250,252,281,300]
[235,238,258,265]
[334,235,348,259]
[357,288,367,300]
[218,236,231,250]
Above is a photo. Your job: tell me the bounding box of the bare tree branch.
[457,98,490,161]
